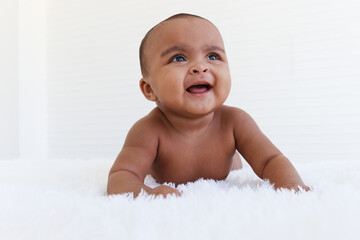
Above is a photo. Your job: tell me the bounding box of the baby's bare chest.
[150,130,236,185]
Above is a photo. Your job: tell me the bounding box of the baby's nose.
[190,64,209,74]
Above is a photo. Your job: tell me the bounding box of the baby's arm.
[107,118,181,198]
[233,108,309,191]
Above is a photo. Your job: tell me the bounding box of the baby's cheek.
[218,79,231,97]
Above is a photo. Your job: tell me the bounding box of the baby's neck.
[156,107,216,136]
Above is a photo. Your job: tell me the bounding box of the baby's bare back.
[148,106,237,185]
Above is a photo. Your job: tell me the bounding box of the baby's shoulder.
[219,105,260,135]
[217,105,257,132]
[123,108,163,148]
[129,107,169,137]
[218,105,250,121]
[132,108,164,129]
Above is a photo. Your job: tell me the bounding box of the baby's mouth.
[186,84,212,94]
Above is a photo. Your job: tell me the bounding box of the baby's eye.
[207,53,220,61]
[171,55,186,62]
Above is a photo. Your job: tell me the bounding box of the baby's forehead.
[148,17,222,48]
[155,17,215,36]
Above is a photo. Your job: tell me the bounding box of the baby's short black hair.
[139,13,208,77]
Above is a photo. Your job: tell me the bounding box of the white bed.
[0,159,359,240]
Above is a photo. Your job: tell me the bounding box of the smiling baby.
[107,13,309,198]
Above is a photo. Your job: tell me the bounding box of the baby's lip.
[185,80,213,94]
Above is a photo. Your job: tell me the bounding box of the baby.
[107,13,309,197]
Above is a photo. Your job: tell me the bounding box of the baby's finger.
[174,189,182,196]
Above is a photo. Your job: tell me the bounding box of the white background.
[1,0,360,162]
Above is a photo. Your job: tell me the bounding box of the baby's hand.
[147,185,182,198]
[278,184,311,192]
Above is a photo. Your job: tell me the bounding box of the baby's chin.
[155,96,227,118]
[183,103,225,118]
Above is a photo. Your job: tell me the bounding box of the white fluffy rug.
[0,159,360,240]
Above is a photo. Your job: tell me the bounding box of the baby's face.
[142,17,231,118]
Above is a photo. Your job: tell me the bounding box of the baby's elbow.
[259,153,284,179]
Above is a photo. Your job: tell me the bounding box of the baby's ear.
[139,78,157,101]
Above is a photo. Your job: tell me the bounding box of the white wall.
[46,0,360,162]
[221,0,360,162]
[18,0,47,160]
[0,0,19,159]
[0,0,47,160]
[2,0,360,162]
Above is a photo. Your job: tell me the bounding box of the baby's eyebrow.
[160,45,189,57]
[202,45,225,54]
[160,44,226,58]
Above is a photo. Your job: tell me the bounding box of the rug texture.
[0,159,359,240]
